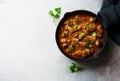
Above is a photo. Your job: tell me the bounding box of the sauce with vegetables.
[58,13,104,59]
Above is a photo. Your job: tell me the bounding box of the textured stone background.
[0,0,120,81]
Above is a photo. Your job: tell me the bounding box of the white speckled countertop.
[0,0,120,81]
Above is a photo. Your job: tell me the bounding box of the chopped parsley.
[92,32,97,37]
[67,63,85,73]
[54,14,59,19]
[69,20,73,26]
[89,44,93,49]
[81,32,86,37]
[80,47,83,50]
[54,7,61,14]
[48,7,61,19]
[85,39,90,45]
[48,10,54,17]
[63,32,67,38]
[86,23,91,30]
[73,24,78,30]
[69,44,74,52]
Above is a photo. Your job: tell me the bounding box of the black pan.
[55,10,107,61]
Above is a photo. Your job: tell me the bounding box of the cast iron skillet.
[55,10,107,61]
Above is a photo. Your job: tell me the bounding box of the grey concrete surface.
[0,0,120,81]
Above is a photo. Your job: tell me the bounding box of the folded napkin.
[98,0,120,46]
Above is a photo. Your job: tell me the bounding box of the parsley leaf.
[54,14,59,19]
[67,63,85,73]
[48,7,61,20]
[48,10,54,17]
[54,7,61,14]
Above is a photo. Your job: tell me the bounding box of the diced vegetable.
[69,44,74,52]
[73,24,78,30]
[73,38,79,43]
[60,38,66,43]
[95,40,99,46]
[69,20,73,26]
[89,44,93,49]
[86,23,91,29]
[80,48,83,50]
[85,39,90,45]
[89,17,96,22]
[79,42,87,47]
[84,49,90,54]
[62,43,67,48]
[92,32,97,37]
[81,32,86,37]
[63,32,67,38]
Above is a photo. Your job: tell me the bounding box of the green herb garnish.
[85,39,90,45]
[92,32,97,37]
[48,10,54,17]
[54,7,61,14]
[89,44,93,49]
[67,63,85,73]
[48,7,61,19]
[81,32,86,37]
[80,47,83,50]
[73,24,78,30]
[54,14,59,19]
[69,20,73,26]
[86,23,91,30]
[63,32,67,38]
[69,44,74,52]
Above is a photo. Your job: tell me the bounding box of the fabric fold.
[98,5,118,29]
[98,0,120,46]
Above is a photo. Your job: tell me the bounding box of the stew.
[58,13,104,59]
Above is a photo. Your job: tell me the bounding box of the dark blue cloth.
[98,0,120,46]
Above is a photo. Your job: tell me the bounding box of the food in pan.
[58,13,104,59]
